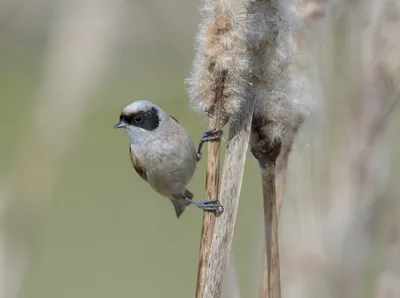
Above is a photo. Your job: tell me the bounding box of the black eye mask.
[120,107,160,131]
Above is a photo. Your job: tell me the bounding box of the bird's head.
[114,100,167,143]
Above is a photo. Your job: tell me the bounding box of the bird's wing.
[169,115,179,123]
[129,146,147,181]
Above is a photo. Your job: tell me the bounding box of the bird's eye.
[134,115,143,123]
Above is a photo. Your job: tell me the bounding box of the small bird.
[113,100,224,218]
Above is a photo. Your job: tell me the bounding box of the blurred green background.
[0,1,264,297]
[2,1,400,298]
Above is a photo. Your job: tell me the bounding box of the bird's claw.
[196,199,224,217]
[200,129,223,143]
[207,200,224,217]
[184,197,224,217]
[196,129,223,161]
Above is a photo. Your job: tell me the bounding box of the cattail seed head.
[186,0,292,124]
[250,0,318,160]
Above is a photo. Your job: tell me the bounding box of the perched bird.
[113,100,224,218]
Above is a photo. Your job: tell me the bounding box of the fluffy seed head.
[250,0,318,147]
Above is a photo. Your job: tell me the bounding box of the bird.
[113,100,224,218]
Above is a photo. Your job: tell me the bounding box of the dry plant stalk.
[196,102,227,297]
[186,0,286,296]
[255,118,304,298]
[263,164,280,298]
[248,0,315,296]
[205,98,256,297]
[258,121,302,298]
[251,119,283,298]
[255,123,302,298]
[187,7,235,296]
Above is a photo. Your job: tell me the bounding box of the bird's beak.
[113,121,127,129]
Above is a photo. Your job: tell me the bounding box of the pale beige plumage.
[128,115,197,199]
[114,100,223,218]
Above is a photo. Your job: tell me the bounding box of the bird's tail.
[171,189,193,218]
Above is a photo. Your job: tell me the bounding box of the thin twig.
[263,163,280,298]
[254,142,281,298]
[196,99,227,297]
[258,166,279,298]
[256,151,282,292]
[196,72,227,298]
[204,97,256,297]
[259,123,302,297]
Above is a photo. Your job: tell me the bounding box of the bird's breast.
[129,146,147,181]
[129,139,196,197]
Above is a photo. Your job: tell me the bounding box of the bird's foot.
[196,129,223,161]
[200,129,223,143]
[184,197,224,217]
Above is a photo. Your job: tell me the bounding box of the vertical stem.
[204,97,256,297]
[258,125,299,298]
[259,163,281,298]
[196,119,222,298]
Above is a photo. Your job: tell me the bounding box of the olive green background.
[0,3,265,297]
[2,1,400,298]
